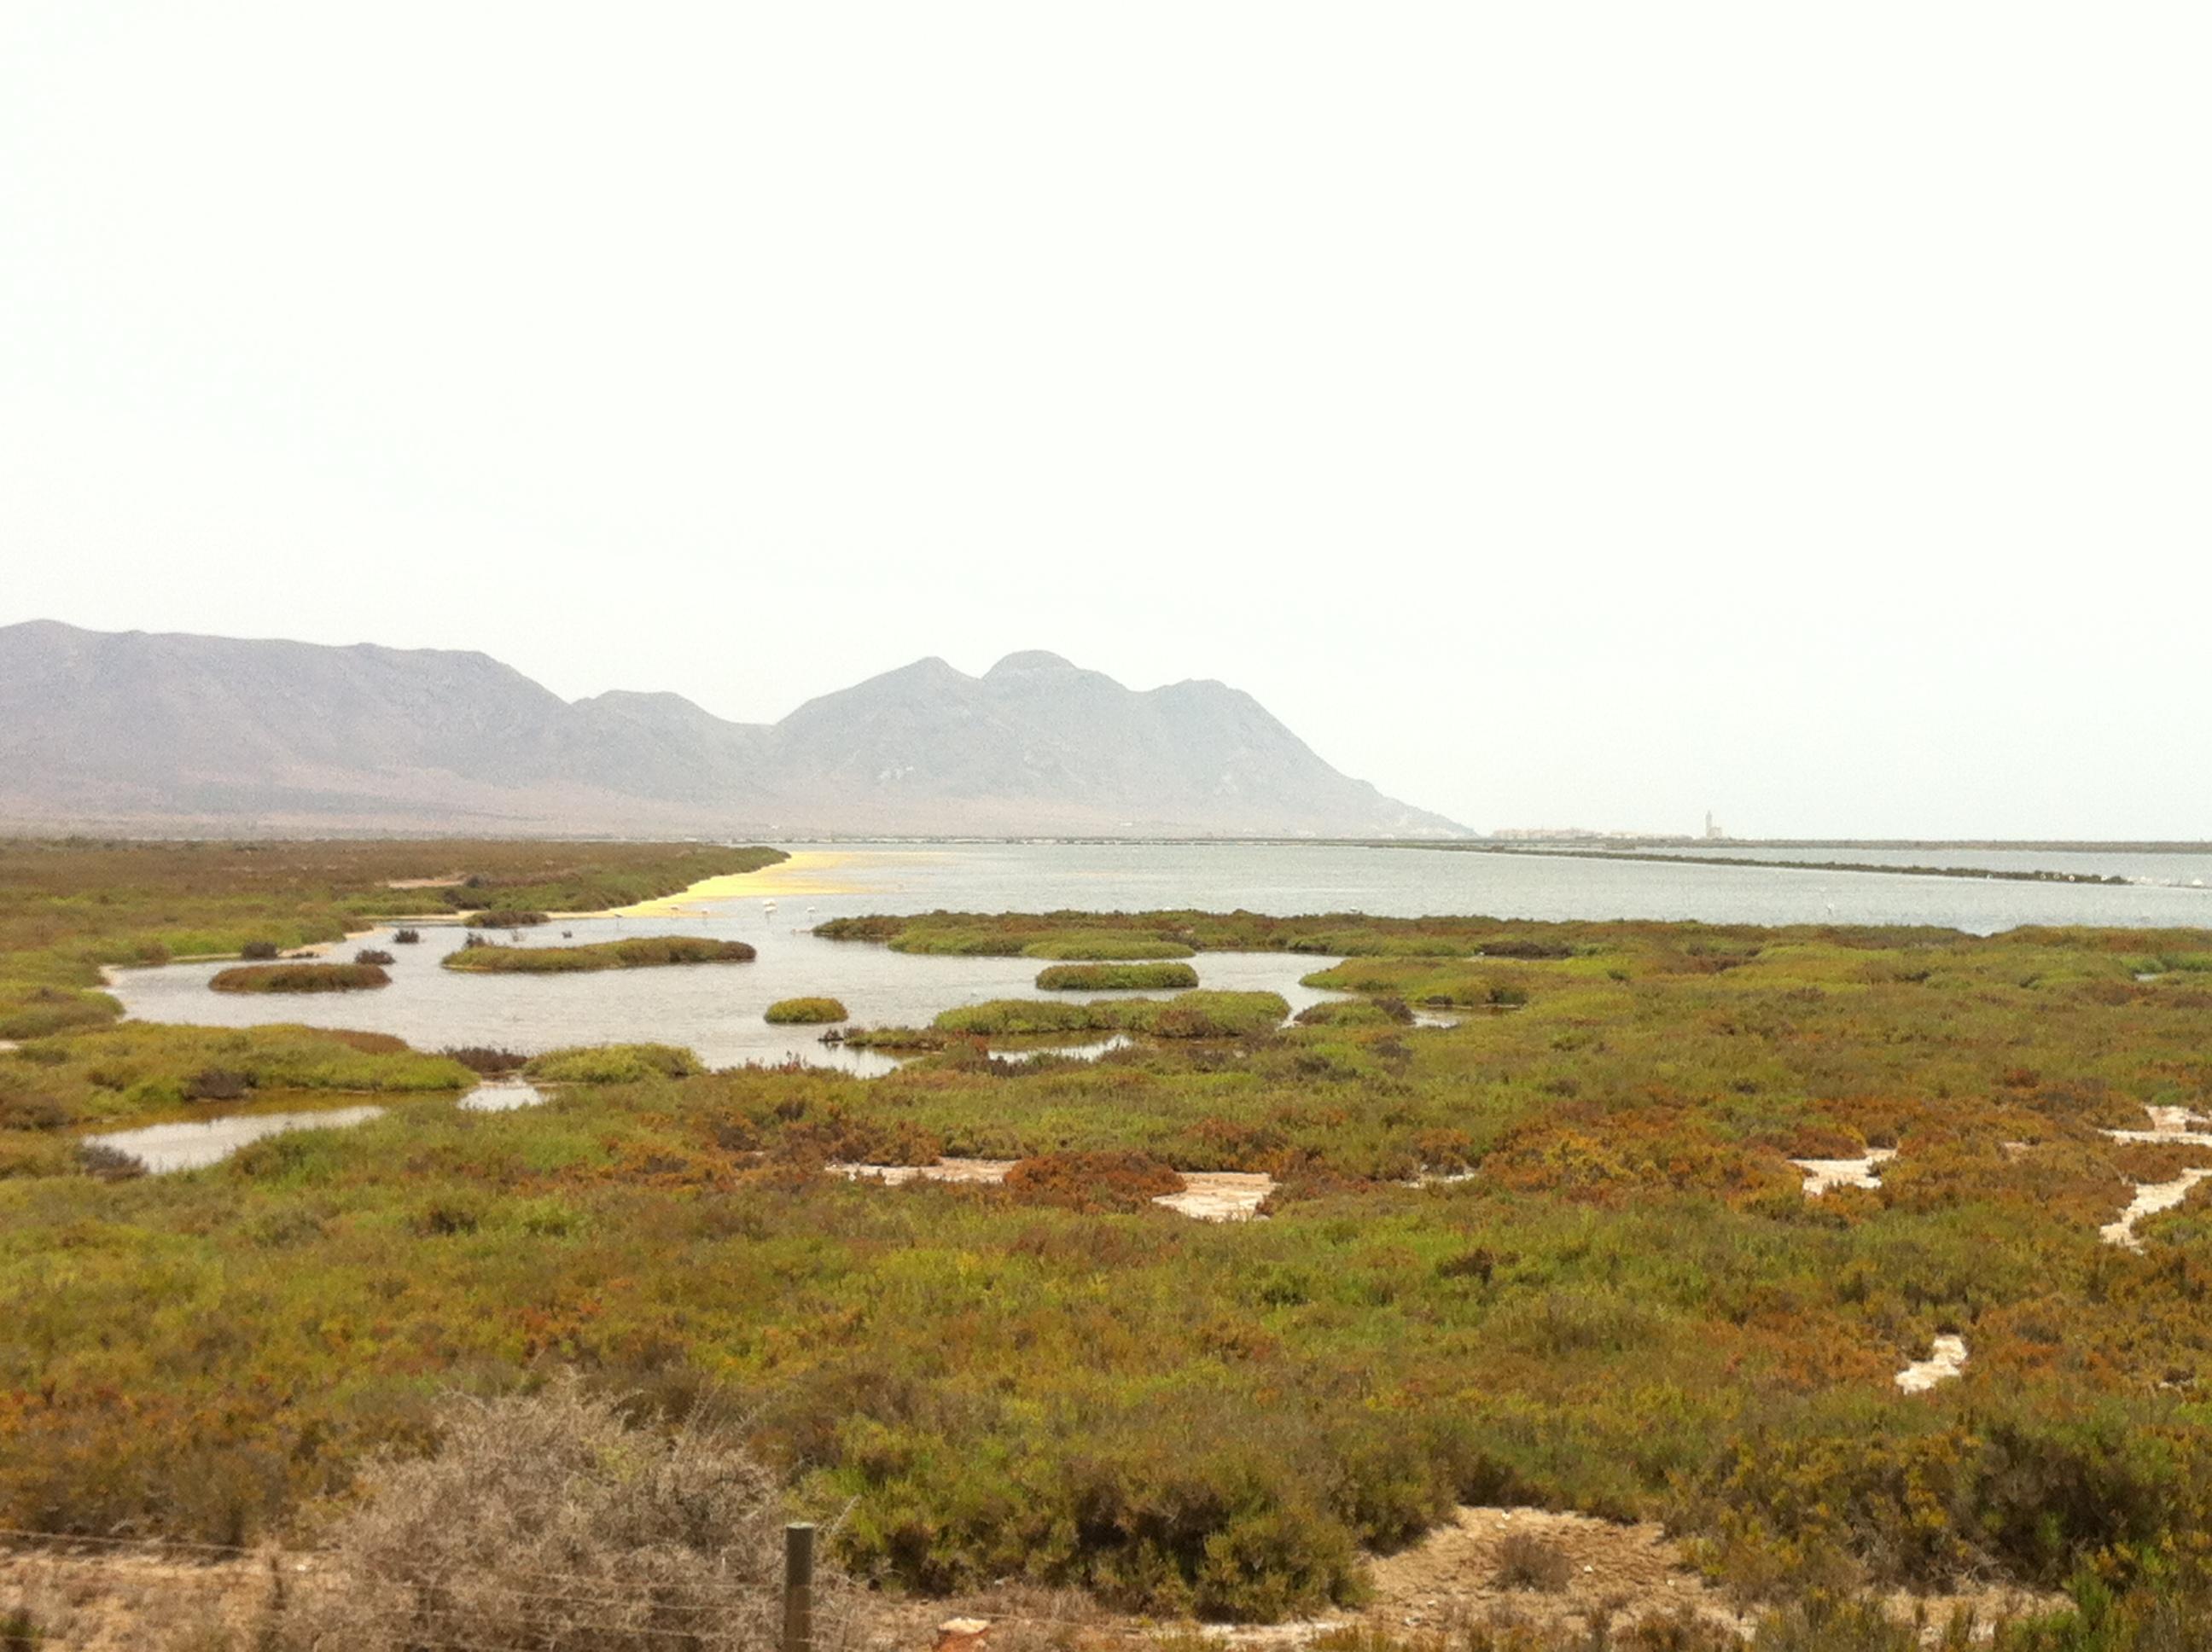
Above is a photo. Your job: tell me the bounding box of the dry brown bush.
[281,1375,851,1652]
[1489,1531,1572,1594]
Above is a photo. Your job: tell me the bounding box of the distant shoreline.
[1412,845,2142,886]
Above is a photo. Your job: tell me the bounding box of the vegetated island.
[442,936,757,973]
[15,842,2212,1639]
[764,996,847,1024]
[208,962,391,993]
[1034,961,1199,991]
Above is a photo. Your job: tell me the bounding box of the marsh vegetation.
[6,847,2212,1636]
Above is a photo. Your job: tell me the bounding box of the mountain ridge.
[0,620,1470,838]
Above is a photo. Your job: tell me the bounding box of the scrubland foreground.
[6,845,2212,1646]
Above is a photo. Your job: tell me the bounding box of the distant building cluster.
[1489,826,1643,842]
[1486,813,1732,843]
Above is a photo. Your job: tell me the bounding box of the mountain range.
[0,620,1467,838]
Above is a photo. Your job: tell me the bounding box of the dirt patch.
[1349,1506,1743,1640]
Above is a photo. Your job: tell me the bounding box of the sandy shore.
[615,849,876,915]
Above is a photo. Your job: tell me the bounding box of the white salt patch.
[1153,1171,1275,1222]
[2102,1106,2212,1149]
[2102,1168,2212,1249]
[2098,1106,2212,1248]
[1790,1148,1896,1196]
[830,1158,1017,1186]
[831,1160,1277,1222]
[1896,1335,1968,1393]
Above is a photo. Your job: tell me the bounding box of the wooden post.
[783,1522,815,1652]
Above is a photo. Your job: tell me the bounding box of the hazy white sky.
[3,4,2206,838]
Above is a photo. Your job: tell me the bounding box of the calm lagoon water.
[105,904,1346,1076]
[102,838,2212,1068]
[89,840,2212,1170]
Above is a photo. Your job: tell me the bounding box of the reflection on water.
[86,1103,387,1173]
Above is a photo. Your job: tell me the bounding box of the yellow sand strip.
[616,850,870,915]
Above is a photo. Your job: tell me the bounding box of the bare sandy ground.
[3,1506,2075,1651]
[830,1160,1278,1222]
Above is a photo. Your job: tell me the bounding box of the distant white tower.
[1704,811,1725,841]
